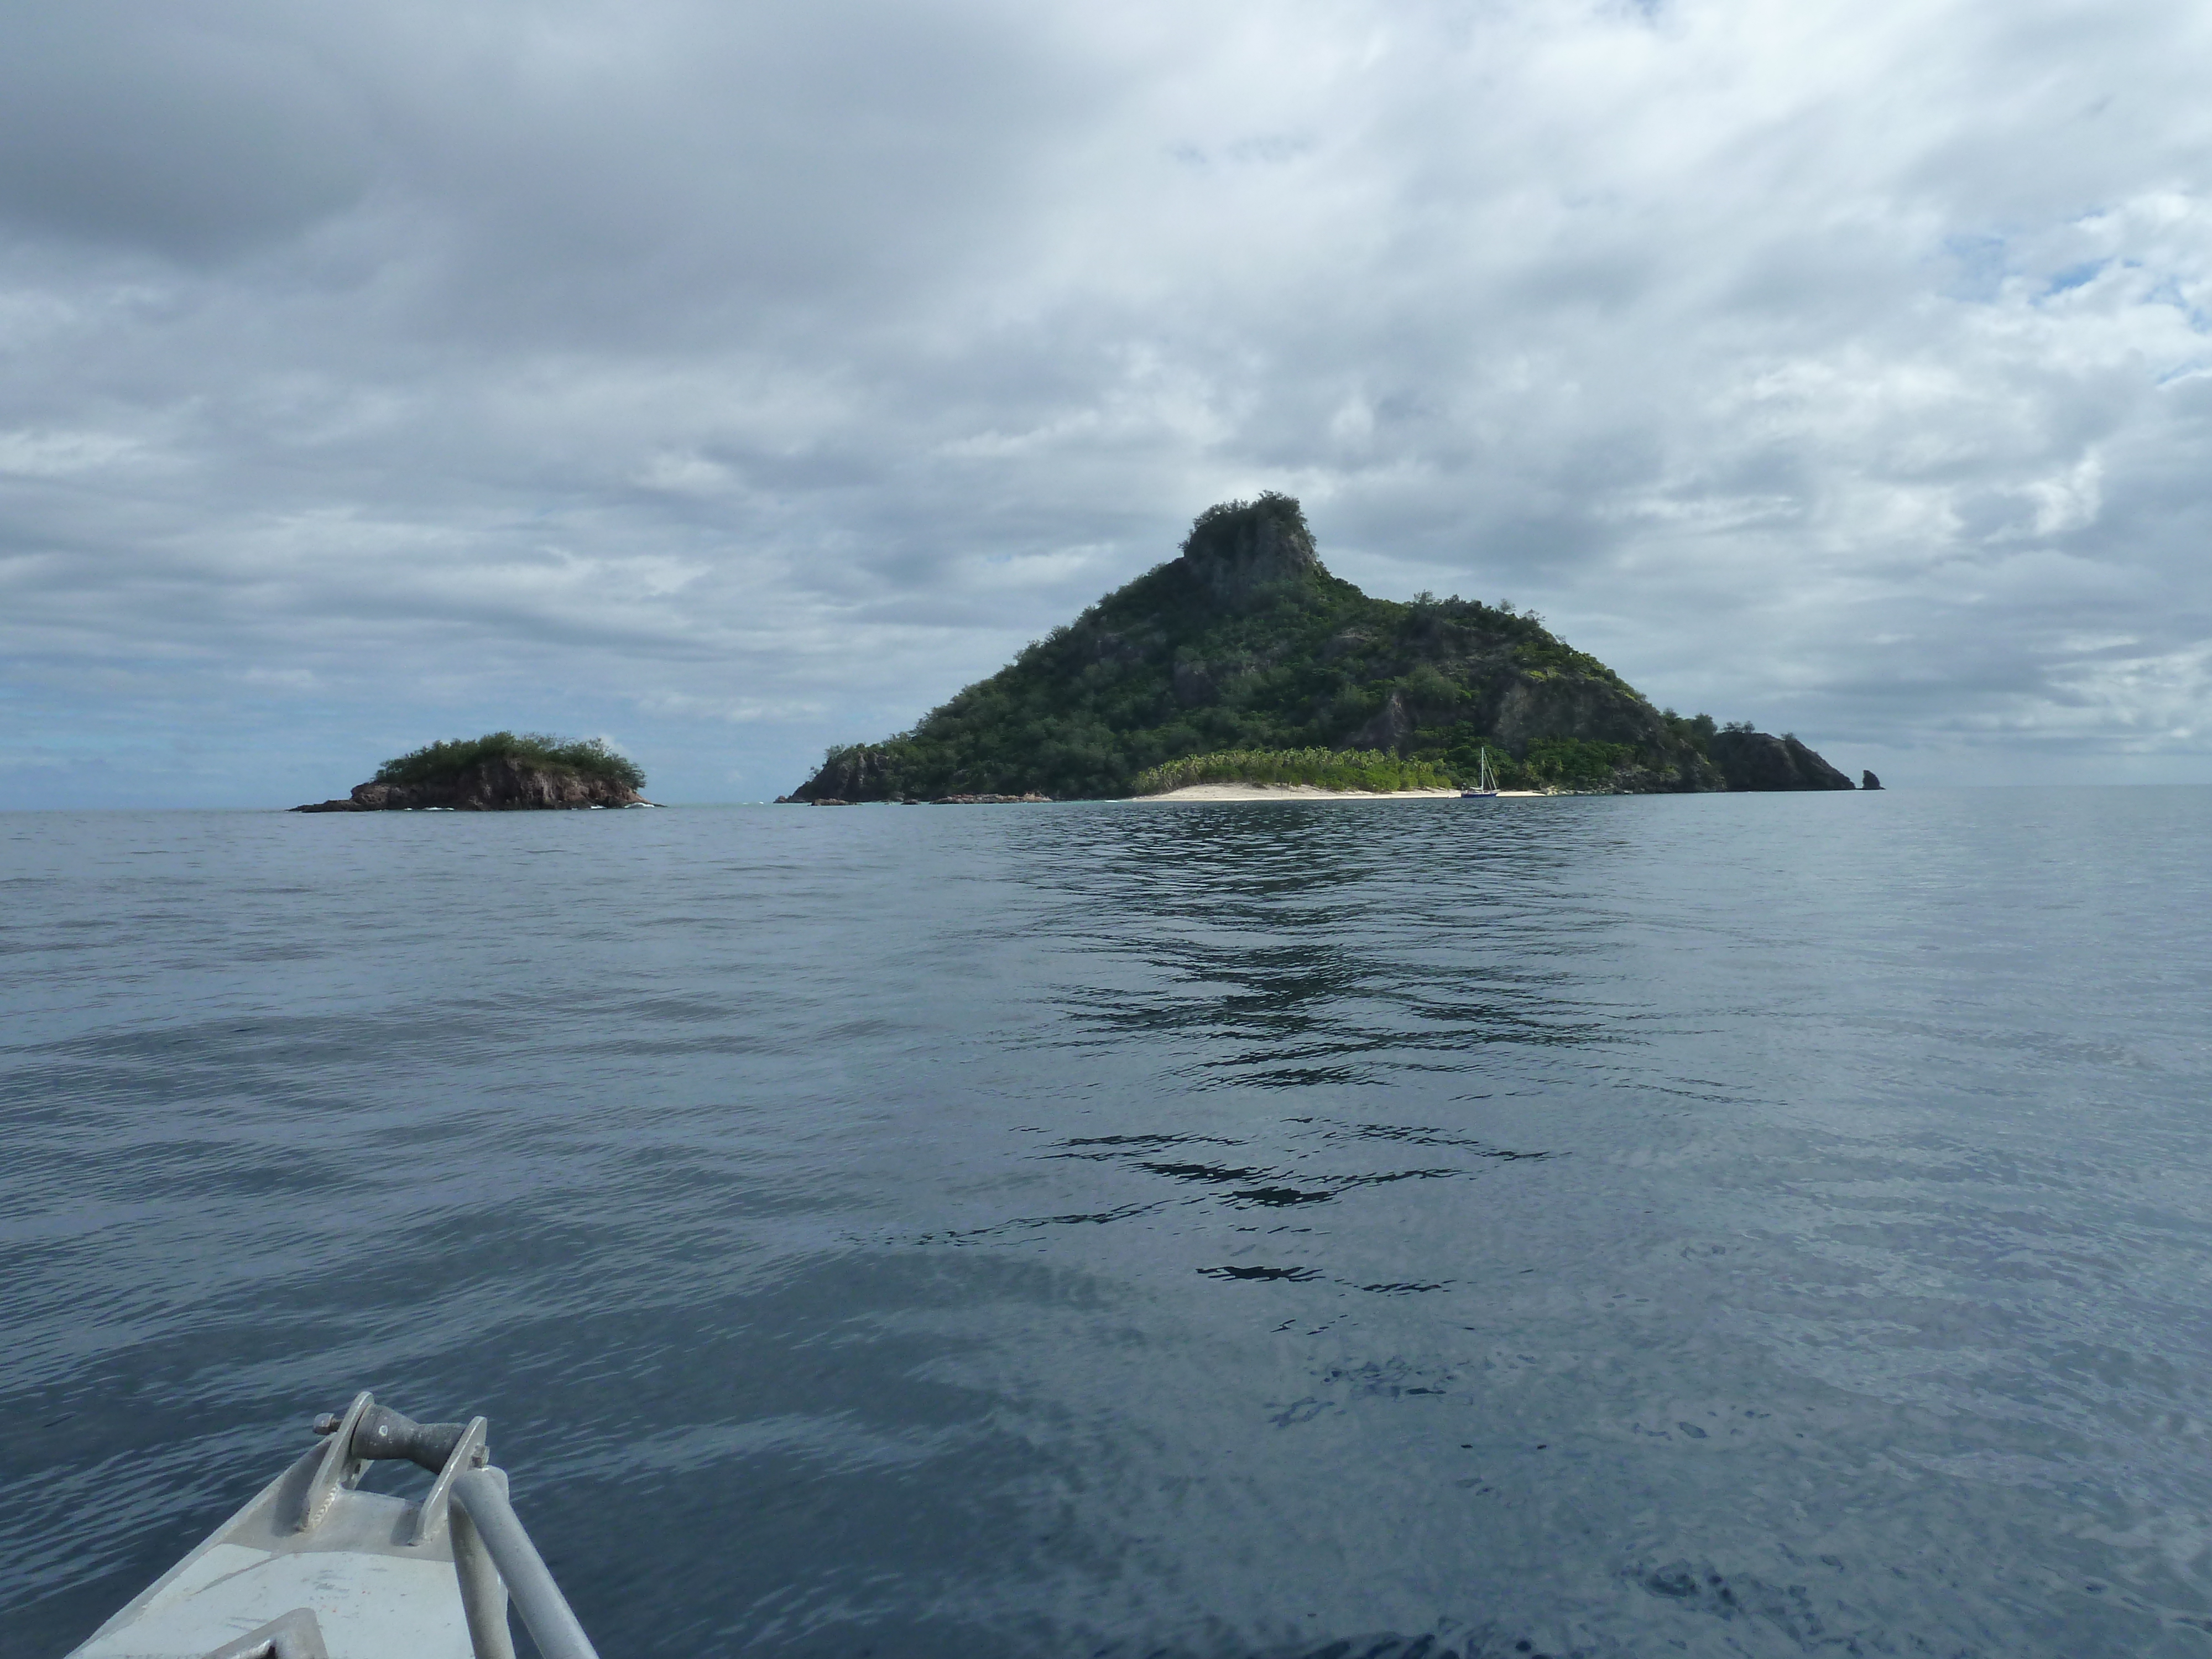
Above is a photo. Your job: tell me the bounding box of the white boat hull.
[68,1448,472,1659]
[65,1395,597,1659]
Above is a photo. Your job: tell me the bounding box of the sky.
[3,0,2209,806]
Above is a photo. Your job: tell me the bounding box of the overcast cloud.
[3,0,2208,804]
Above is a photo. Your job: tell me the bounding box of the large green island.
[787,495,1857,801]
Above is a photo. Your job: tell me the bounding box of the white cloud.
[0,428,147,478]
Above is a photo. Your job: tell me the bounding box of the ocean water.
[4,791,2211,1658]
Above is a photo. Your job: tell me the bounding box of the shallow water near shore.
[5,790,2212,1657]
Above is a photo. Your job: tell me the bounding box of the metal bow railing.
[310,1395,602,1659]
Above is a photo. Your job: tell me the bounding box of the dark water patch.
[1198,1061,1378,1091]
[1055,1133,1243,1151]
[1298,1119,1553,1159]
[918,1201,1175,1245]
[1317,1168,1477,1190]
[1316,1360,1459,1400]
[1141,1161,1271,1183]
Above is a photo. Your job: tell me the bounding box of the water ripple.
[5,794,2212,1656]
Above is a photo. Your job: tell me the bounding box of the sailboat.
[1460,747,1498,798]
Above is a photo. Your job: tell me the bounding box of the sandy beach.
[1133,782,1547,802]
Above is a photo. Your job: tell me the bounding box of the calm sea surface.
[4,792,2211,1658]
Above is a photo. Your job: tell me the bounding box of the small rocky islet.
[784,494,1866,802]
[295,733,652,812]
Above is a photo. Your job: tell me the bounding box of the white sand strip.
[1131,782,1548,801]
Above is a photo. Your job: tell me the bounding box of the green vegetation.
[374,731,645,792]
[1661,708,1718,755]
[796,496,1721,801]
[1522,737,1639,788]
[1133,748,1454,795]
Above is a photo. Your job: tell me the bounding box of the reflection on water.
[1019,806,1624,1082]
[4,793,2212,1657]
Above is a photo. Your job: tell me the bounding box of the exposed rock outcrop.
[295,755,651,811]
[1177,492,1322,607]
[1708,731,1855,791]
[797,745,906,804]
[1861,770,1883,790]
[1349,689,1417,751]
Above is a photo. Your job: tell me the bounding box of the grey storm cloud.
[2,0,2209,804]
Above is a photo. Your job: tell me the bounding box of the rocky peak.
[1175,493,1323,608]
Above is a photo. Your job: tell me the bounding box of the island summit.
[787,495,1856,802]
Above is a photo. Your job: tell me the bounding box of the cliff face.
[789,494,1745,801]
[1181,497,1323,606]
[296,755,650,811]
[1709,731,1855,791]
